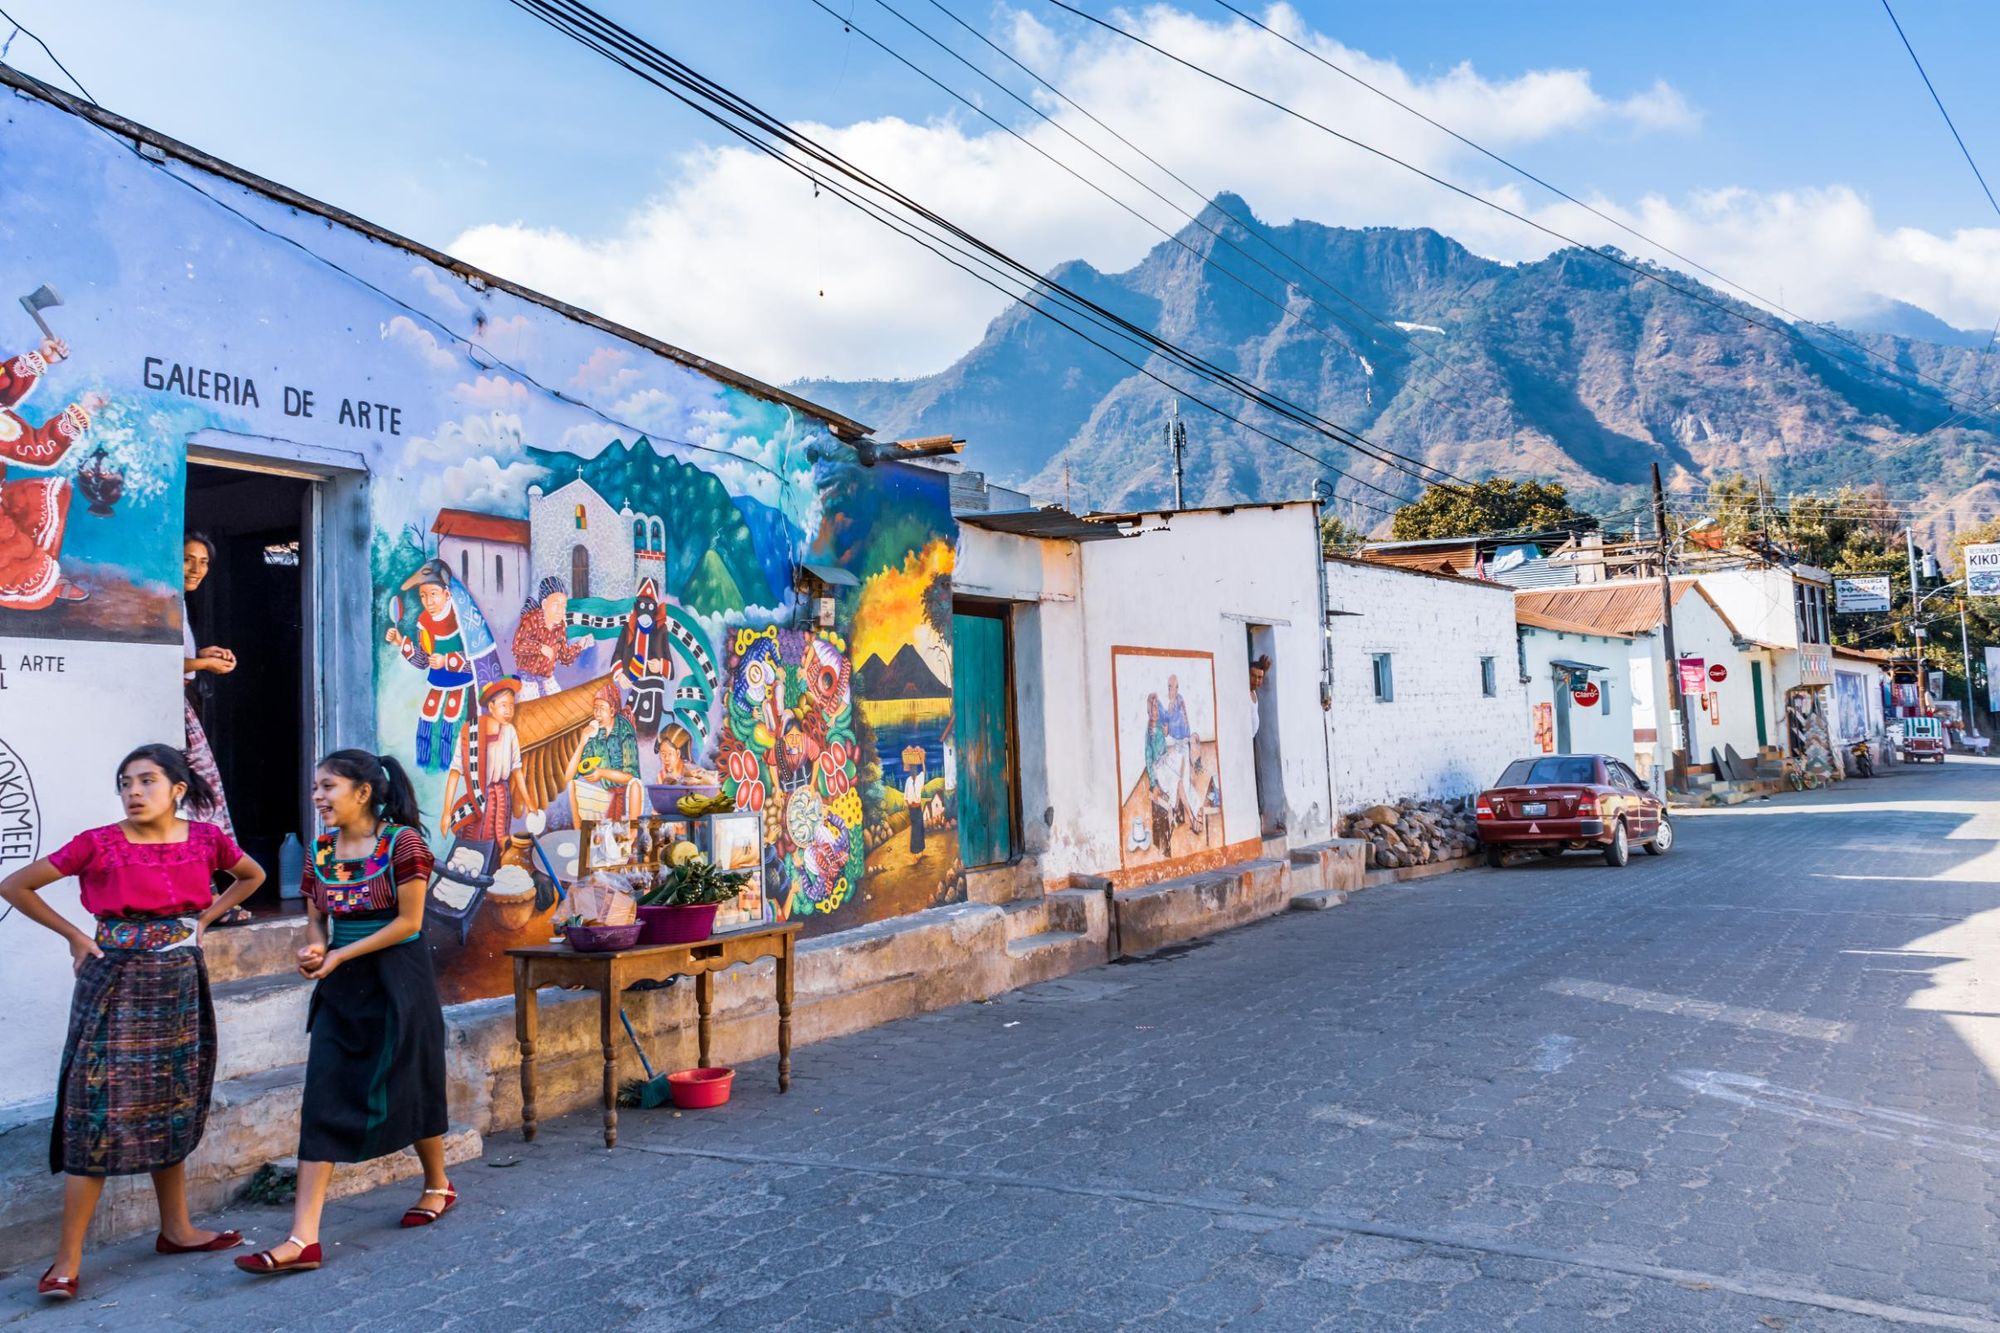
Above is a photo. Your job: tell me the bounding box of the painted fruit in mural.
[717,626,865,917]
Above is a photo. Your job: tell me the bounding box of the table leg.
[696,970,714,1069]
[777,939,793,1093]
[514,959,539,1142]
[599,984,618,1149]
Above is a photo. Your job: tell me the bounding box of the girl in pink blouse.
[0,744,265,1301]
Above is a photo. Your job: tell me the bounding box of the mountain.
[860,644,949,700]
[794,195,2000,537]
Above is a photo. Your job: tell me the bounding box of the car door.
[1610,761,1655,841]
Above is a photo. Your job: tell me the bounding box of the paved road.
[8,759,2000,1331]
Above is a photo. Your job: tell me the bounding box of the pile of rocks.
[1340,797,1481,869]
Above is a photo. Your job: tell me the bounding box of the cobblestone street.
[8,760,2000,1331]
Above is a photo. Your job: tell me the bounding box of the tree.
[1389,478,1596,542]
[1319,512,1368,555]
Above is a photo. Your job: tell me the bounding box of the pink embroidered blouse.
[46,822,245,919]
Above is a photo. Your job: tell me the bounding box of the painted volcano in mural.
[860,643,949,699]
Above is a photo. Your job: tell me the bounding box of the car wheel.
[1484,846,1506,869]
[1602,821,1629,868]
[1539,848,1563,859]
[1645,815,1673,856]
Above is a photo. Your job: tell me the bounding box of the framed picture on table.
[704,810,770,931]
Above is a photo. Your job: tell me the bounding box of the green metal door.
[1751,659,1767,747]
[952,608,1016,868]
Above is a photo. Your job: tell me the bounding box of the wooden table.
[507,922,800,1148]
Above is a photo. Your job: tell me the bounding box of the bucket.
[637,902,720,946]
[666,1067,734,1109]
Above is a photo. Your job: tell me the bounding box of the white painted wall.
[1518,626,1636,767]
[1627,592,1762,776]
[1324,558,1528,807]
[1,642,182,1110]
[955,504,1332,883]
[1699,567,1799,647]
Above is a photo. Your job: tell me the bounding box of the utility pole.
[1906,526,1929,709]
[1960,596,1982,739]
[1166,399,1186,510]
[1652,463,1687,785]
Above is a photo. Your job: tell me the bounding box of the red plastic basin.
[666,1066,734,1109]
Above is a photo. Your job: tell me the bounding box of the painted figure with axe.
[0,285,100,611]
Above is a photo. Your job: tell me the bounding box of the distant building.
[432,508,528,610]
[525,476,665,603]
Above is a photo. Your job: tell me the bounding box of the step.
[212,972,314,1084]
[1001,928,1102,987]
[1004,929,1089,959]
[999,897,1052,944]
[203,914,313,985]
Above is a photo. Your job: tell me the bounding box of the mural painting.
[2,78,964,1024]
[1112,648,1224,869]
[1785,686,1834,780]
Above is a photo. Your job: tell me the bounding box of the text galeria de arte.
[143,357,404,433]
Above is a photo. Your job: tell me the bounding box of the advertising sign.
[1572,680,1601,708]
[1708,663,1728,683]
[1987,645,2000,714]
[1835,576,1892,614]
[1678,657,1708,697]
[1967,544,2000,598]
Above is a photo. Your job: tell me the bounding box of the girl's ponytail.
[318,748,425,833]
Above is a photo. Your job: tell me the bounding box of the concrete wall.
[1324,558,1528,807]
[956,504,1332,886]
[1700,567,1800,648]
[1628,594,1761,777]
[1518,626,1636,767]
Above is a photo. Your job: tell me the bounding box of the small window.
[1371,652,1394,702]
[459,549,469,584]
[1480,656,1497,697]
[495,554,505,593]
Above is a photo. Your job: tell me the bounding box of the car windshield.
[1497,757,1598,786]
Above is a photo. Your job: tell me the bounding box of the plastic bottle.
[278,832,305,900]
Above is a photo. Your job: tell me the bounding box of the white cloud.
[446,3,1998,383]
[400,410,551,515]
[457,373,533,409]
[381,314,459,371]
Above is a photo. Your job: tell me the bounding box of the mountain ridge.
[793,196,2000,538]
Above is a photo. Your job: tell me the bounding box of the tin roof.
[958,508,1133,542]
[1514,578,1740,638]
[1515,604,1634,639]
[432,509,530,544]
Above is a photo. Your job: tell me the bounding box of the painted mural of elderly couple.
[1117,649,1223,869]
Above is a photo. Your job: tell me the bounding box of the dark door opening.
[185,463,311,912]
[1246,626,1282,836]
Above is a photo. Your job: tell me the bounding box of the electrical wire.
[1041,0,2000,427]
[506,0,1456,513]
[0,4,94,103]
[1880,0,2000,220]
[811,0,1466,489]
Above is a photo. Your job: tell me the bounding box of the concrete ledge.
[1361,852,1484,890]
[201,915,312,986]
[1288,888,1349,912]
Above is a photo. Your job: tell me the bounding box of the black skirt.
[298,924,447,1163]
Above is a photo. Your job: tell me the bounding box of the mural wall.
[0,80,961,1029]
[1111,647,1224,869]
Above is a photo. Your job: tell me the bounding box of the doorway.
[184,463,311,911]
[950,602,1018,868]
[1246,626,1282,836]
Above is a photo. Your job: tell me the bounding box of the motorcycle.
[1850,738,1875,779]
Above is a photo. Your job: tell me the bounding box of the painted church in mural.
[0,72,962,1032]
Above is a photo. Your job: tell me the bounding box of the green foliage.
[636,857,752,908]
[1389,478,1596,542]
[923,573,953,641]
[1701,474,1910,648]
[1319,512,1368,555]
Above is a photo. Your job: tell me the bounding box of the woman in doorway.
[237,751,452,1276]
[1,744,265,1300]
[180,535,237,839]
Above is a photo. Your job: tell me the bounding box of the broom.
[619,1007,675,1108]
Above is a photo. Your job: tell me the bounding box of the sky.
[5,1,2000,384]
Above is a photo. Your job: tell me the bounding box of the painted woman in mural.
[384,557,502,771]
[0,744,266,1298]
[441,678,528,841]
[0,335,99,611]
[565,681,646,823]
[509,576,584,699]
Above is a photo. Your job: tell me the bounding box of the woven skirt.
[51,948,215,1177]
[298,934,448,1163]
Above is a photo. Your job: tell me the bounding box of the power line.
[809,0,1465,490]
[1880,0,2000,220]
[1041,0,2000,427]
[506,0,1455,514]
[0,5,94,103]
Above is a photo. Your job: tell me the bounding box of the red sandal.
[37,1266,78,1300]
[157,1229,243,1254]
[234,1237,321,1274]
[400,1183,457,1228]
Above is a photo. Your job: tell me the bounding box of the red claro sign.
[1708,663,1728,683]
[1571,681,1602,707]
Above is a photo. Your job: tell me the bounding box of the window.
[1795,580,1830,644]
[1480,656,1497,697]
[495,554,504,593]
[459,549,469,584]
[1497,756,1598,786]
[574,503,588,530]
[571,544,592,600]
[1371,652,1394,702]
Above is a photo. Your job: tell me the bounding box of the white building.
[1515,579,1760,783]
[528,477,634,602]
[1326,557,1529,807]
[1830,646,1891,756]
[1698,564,1840,779]
[953,500,1333,888]
[432,509,529,611]
[1515,604,1637,767]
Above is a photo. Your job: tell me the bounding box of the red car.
[1475,754,1672,868]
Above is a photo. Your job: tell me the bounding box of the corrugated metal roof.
[1514,578,1723,637]
[1494,557,1580,589]
[1516,604,1634,638]
[958,508,1132,542]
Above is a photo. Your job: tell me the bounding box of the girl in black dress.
[237,751,453,1275]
